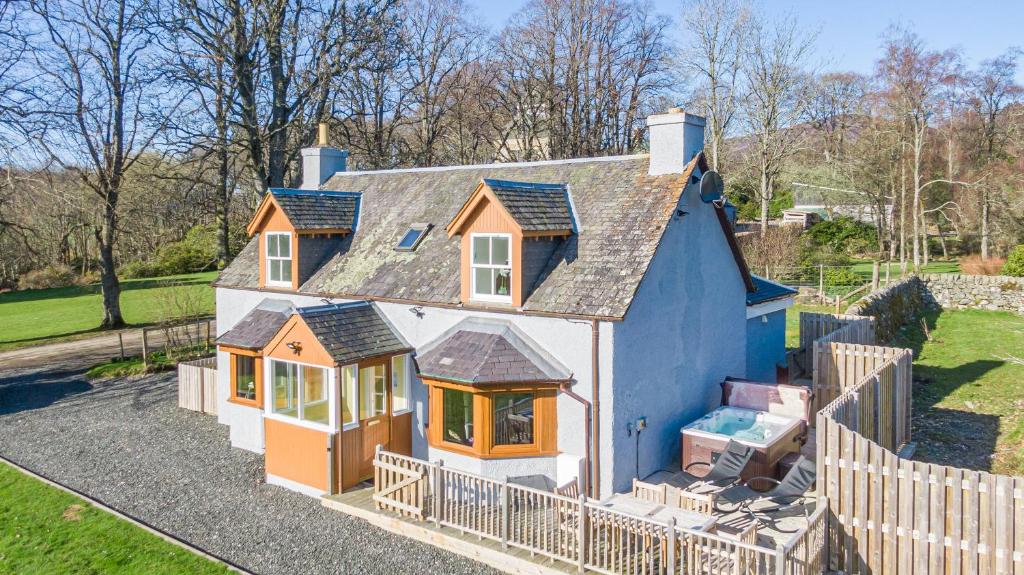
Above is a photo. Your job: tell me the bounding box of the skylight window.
[395,223,431,252]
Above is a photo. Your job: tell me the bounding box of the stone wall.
[846,274,1024,342]
[845,276,929,342]
[919,274,1024,314]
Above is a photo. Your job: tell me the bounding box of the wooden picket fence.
[808,311,1024,574]
[372,449,826,574]
[803,313,877,415]
[177,356,217,415]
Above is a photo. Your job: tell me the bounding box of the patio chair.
[714,455,817,522]
[677,440,755,494]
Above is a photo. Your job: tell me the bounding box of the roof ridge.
[269,188,361,197]
[296,301,369,315]
[331,153,647,178]
[483,178,567,191]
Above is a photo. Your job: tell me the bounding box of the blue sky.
[469,0,1024,82]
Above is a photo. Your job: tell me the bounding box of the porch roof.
[296,301,411,365]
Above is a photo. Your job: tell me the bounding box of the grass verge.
[85,345,211,380]
[0,461,230,574]
[0,271,217,352]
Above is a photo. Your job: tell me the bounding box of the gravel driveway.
[0,365,496,575]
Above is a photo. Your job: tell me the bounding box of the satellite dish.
[699,171,724,203]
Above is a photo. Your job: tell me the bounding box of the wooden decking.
[323,486,576,575]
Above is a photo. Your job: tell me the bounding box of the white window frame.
[340,364,358,431]
[391,354,411,415]
[265,232,293,287]
[360,364,388,420]
[469,232,513,303]
[263,358,336,432]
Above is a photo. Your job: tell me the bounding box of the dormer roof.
[446,178,573,237]
[246,189,360,235]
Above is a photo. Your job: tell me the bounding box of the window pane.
[493,393,534,446]
[474,267,492,296]
[398,229,422,249]
[301,366,328,424]
[373,366,386,415]
[269,259,280,282]
[278,234,291,257]
[341,366,357,426]
[443,389,474,447]
[281,259,292,282]
[491,237,509,266]
[360,365,386,419]
[472,236,489,264]
[392,355,409,413]
[272,361,297,417]
[494,268,511,296]
[268,235,279,257]
[235,356,256,400]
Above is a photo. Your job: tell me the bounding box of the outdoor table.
[598,493,716,531]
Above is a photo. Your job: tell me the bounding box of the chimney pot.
[318,123,329,146]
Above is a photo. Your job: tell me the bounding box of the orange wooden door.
[358,361,390,479]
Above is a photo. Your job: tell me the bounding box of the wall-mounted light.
[409,305,424,318]
[286,341,302,353]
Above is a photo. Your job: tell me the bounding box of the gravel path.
[0,365,497,575]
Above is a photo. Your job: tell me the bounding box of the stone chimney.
[646,108,706,175]
[301,122,348,189]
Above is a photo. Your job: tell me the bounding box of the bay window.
[470,234,512,302]
[265,232,292,286]
[426,381,557,458]
[228,352,261,407]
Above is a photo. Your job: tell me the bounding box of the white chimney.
[646,108,706,175]
[301,123,348,189]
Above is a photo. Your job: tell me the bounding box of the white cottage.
[211,109,786,499]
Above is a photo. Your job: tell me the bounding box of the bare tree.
[807,72,866,166]
[22,0,173,327]
[966,49,1022,259]
[741,14,816,234]
[877,27,952,268]
[679,0,749,171]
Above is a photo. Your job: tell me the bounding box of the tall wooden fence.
[177,356,217,415]
[373,449,826,575]
[808,312,1024,574]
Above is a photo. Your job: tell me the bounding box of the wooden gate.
[371,447,429,519]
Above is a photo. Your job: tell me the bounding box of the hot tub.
[680,406,803,482]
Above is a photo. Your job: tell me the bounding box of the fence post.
[666,517,677,574]
[577,494,587,574]
[433,459,444,527]
[141,328,150,369]
[871,260,880,290]
[500,478,509,550]
[775,543,786,575]
[819,264,825,303]
[118,332,125,361]
[204,319,211,353]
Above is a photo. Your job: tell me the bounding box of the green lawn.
[0,272,217,352]
[785,304,832,350]
[0,461,230,574]
[892,309,1024,475]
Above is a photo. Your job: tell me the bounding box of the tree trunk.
[96,209,124,329]
[899,157,907,273]
[216,142,231,268]
[981,189,990,259]
[912,131,922,269]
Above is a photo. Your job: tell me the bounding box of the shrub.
[961,254,1006,275]
[1003,246,1024,277]
[120,260,164,279]
[823,267,860,289]
[804,217,877,256]
[120,224,219,279]
[17,264,83,290]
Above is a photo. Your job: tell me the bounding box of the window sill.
[392,408,413,417]
[263,412,333,433]
[228,397,261,409]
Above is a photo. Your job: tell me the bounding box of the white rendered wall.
[607,181,748,494]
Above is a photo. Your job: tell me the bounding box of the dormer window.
[471,233,512,302]
[265,232,292,286]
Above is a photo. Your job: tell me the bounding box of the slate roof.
[297,302,411,365]
[416,319,572,385]
[483,179,574,232]
[216,155,706,319]
[269,188,359,230]
[216,299,295,349]
[747,275,798,306]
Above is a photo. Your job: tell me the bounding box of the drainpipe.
[591,319,601,498]
[559,382,591,497]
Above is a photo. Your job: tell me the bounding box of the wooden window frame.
[425,378,558,459]
[265,232,293,288]
[469,233,513,304]
[226,347,263,408]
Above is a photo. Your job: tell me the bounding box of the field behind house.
[0,461,229,575]
[0,272,217,352]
